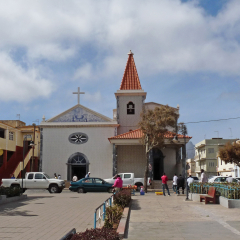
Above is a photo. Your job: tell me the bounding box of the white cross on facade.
[73,87,85,104]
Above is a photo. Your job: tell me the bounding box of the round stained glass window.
[68,132,88,144]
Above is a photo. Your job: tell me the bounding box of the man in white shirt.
[226,175,233,183]
[200,169,208,183]
[172,173,178,194]
[187,175,194,191]
[72,175,78,182]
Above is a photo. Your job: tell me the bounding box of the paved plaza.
[128,192,240,240]
[0,190,111,240]
[1,190,240,239]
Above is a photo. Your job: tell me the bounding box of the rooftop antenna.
[16,114,20,120]
[214,131,219,138]
[229,128,233,138]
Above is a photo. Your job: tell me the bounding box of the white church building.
[40,51,191,181]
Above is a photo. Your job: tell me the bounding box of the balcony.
[194,154,206,161]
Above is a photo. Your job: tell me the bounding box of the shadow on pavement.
[0,195,54,216]
[131,199,141,210]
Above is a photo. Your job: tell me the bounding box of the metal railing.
[94,194,114,229]
[190,183,240,199]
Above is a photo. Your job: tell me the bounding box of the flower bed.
[65,189,131,240]
[190,183,240,199]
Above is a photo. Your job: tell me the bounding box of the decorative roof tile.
[119,50,142,90]
[108,128,191,140]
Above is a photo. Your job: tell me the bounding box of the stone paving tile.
[127,193,240,240]
[0,190,112,239]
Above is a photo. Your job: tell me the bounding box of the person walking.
[187,175,194,191]
[200,169,208,183]
[72,175,78,182]
[177,174,185,194]
[226,175,233,183]
[58,174,61,179]
[172,173,178,194]
[85,172,91,178]
[54,173,57,179]
[161,173,170,196]
[112,174,123,193]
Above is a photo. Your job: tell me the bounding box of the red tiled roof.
[108,129,192,140]
[119,50,142,90]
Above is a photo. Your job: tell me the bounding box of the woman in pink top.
[112,175,123,193]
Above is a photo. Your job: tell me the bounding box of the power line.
[183,116,240,124]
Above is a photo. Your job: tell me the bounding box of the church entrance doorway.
[67,152,89,181]
[72,166,86,180]
[153,148,164,180]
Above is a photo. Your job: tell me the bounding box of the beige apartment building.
[194,138,237,179]
[0,120,40,180]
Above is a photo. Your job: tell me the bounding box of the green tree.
[138,105,179,192]
[219,141,240,167]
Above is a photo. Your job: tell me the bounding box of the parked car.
[192,176,199,183]
[1,172,65,193]
[69,177,113,193]
[208,176,239,183]
[104,173,150,191]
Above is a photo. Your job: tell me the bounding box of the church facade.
[40,51,190,181]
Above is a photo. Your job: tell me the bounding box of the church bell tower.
[115,51,147,135]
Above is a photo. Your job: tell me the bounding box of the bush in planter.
[0,186,21,198]
[113,189,131,208]
[104,204,123,229]
[68,228,121,240]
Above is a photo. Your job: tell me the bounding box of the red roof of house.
[108,128,192,140]
[119,50,142,90]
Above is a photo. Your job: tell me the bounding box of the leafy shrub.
[113,189,131,208]
[104,204,123,229]
[69,228,121,240]
[0,186,22,198]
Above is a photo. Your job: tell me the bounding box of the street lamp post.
[177,123,188,200]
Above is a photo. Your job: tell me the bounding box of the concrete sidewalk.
[127,192,240,240]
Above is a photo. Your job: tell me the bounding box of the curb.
[0,194,27,205]
[116,200,132,238]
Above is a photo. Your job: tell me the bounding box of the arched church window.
[68,132,88,144]
[127,102,135,115]
[69,153,87,165]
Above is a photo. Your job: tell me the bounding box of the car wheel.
[77,188,84,193]
[48,184,59,193]
[108,187,114,193]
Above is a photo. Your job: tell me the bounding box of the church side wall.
[117,145,146,178]
[162,147,177,179]
[42,127,114,180]
[118,96,143,134]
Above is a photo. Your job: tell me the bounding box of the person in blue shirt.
[85,172,90,178]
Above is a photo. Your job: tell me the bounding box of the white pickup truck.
[104,173,150,191]
[1,172,65,193]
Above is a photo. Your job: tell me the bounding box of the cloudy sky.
[0,0,240,144]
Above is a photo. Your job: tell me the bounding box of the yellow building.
[0,120,40,180]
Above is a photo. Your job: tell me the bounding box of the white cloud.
[73,63,93,80]
[84,91,102,103]
[0,52,53,101]
[0,0,240,84]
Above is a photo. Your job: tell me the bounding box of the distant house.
[194,138,238,178]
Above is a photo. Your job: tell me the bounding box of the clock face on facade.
[68,132,88,144]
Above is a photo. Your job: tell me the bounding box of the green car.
[69,177,114,193]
